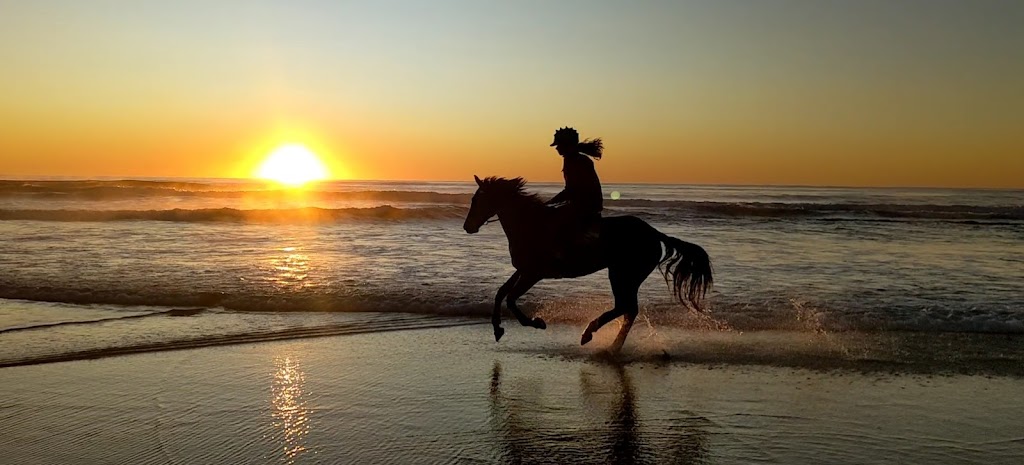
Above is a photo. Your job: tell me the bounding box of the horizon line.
[0,174,1020,191]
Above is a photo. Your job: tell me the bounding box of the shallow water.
[2,326,1022,464]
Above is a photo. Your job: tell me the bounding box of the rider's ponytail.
[578,138,603,160]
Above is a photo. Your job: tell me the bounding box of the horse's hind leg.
[493,271,521,342]
[581,307,626,345]
[607,281,642,353]
[610,311,637,353]
[582,266,646,352]
[506,274,546,330]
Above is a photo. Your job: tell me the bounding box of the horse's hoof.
[581,332,593,345]
[533,317,547,330]
[595,349,618,360]
[494,327,505,342]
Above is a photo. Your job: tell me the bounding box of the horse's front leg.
[506,274,546,329]
[492,271,521,342]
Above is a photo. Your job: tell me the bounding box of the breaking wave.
[2,202,1020,224]
[1,284,1020,335]
[0,180,471,203]
[0,205,468,223]
[2,180,1020,222]
[612,199,1024,221]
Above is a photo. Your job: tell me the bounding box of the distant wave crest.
[0,180,471,203]
[0,206,468,223]
[611,199,1024,221]
[2,180,1021,222]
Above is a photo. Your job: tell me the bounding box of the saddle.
[551,218,601,265]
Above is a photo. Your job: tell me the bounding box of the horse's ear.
[474,175,482,186]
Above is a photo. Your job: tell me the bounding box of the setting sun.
[256,144,330,186]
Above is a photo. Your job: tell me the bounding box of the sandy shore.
[2,324,1022,464]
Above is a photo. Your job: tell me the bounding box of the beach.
[3,323,1023,464]
[1,179,1022,463]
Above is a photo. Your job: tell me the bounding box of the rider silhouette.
[546,127,604,261]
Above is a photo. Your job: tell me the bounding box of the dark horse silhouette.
[463,176,713,352]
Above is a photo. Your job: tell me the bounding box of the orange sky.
[1,2,1021,188]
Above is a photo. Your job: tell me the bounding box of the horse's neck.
[497,198,547,244]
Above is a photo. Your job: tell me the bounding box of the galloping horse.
[463,176,713,352]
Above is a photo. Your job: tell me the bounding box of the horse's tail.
[657,233,713,310]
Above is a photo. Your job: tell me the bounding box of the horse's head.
[464,175,497,234]
[464,175,529,234]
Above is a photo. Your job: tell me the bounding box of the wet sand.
[2,324,1022,464]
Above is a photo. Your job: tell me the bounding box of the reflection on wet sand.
[489,361,710,464]
[271,356,310,464]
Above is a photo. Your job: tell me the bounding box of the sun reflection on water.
[261,246,318,289]
[271,356,310,463]
[272,253,310,284]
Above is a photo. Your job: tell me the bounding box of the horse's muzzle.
[464,223,480,234]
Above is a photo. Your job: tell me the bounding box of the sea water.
[1,178,1021,370]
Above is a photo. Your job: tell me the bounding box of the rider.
[546,127,604,259]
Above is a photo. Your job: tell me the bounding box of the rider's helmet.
[550,127,579,147]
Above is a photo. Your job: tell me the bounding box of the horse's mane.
[479,177,545,206]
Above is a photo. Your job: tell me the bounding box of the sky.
[1,0,1021,187]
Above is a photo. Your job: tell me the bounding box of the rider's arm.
[546,189,568,205]
[547,157,574,205]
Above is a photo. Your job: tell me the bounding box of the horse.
[463,176,713,353]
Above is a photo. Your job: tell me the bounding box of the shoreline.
[3,317,1024,378]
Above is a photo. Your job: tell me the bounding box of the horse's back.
[594,215,665,268]
[599,215,661,240]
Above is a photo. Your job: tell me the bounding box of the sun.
[256,144,330,186]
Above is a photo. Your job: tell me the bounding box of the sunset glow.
[0,2,1021,187]
[256,144,329,186]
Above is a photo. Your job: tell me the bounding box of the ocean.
[1,178,1022,372]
